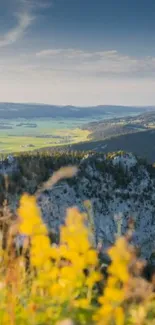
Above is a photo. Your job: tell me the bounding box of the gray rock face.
[35,153,155,261]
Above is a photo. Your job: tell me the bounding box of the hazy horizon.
[0,101,155,108]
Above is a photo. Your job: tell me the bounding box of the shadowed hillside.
[64,130,155,164]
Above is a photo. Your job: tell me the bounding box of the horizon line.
[0,101,155,108]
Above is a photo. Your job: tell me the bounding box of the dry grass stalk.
[35,165,78,197]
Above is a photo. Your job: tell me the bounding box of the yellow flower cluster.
[17,194,100,322]
[1,191,155,325]
[55,208,101,303]
[18,194,52,267]
[95,237,131,325]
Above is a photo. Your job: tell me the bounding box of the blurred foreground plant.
[0,166,155,324]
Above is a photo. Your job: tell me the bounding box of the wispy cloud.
[36,48,118,59]
[36,48,155,77]
[0,11,34,47]
[0,0,52,48]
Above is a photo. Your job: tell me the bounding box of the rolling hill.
[0,102,153,119]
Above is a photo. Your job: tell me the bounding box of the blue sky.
[0,0,155,105]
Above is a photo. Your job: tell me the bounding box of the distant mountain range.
[0,102,154,119]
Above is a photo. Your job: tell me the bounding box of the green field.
[0,110,146,154]
[0,118,90,153]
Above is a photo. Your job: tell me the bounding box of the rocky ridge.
[37,152,155,262]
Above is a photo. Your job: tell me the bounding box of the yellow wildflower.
[96,236,131,324]
[73,298,90,309]
[86,271,101,288]
[108,263,129,283]
[18,193,47,236]
[104,287,125,303]
[115,307,125,325]
[85,249,98,265]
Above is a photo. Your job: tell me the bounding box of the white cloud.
[35,48,155,77]
[36,48,118,59]
[1,47,155,105]
[0,11,34,47]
